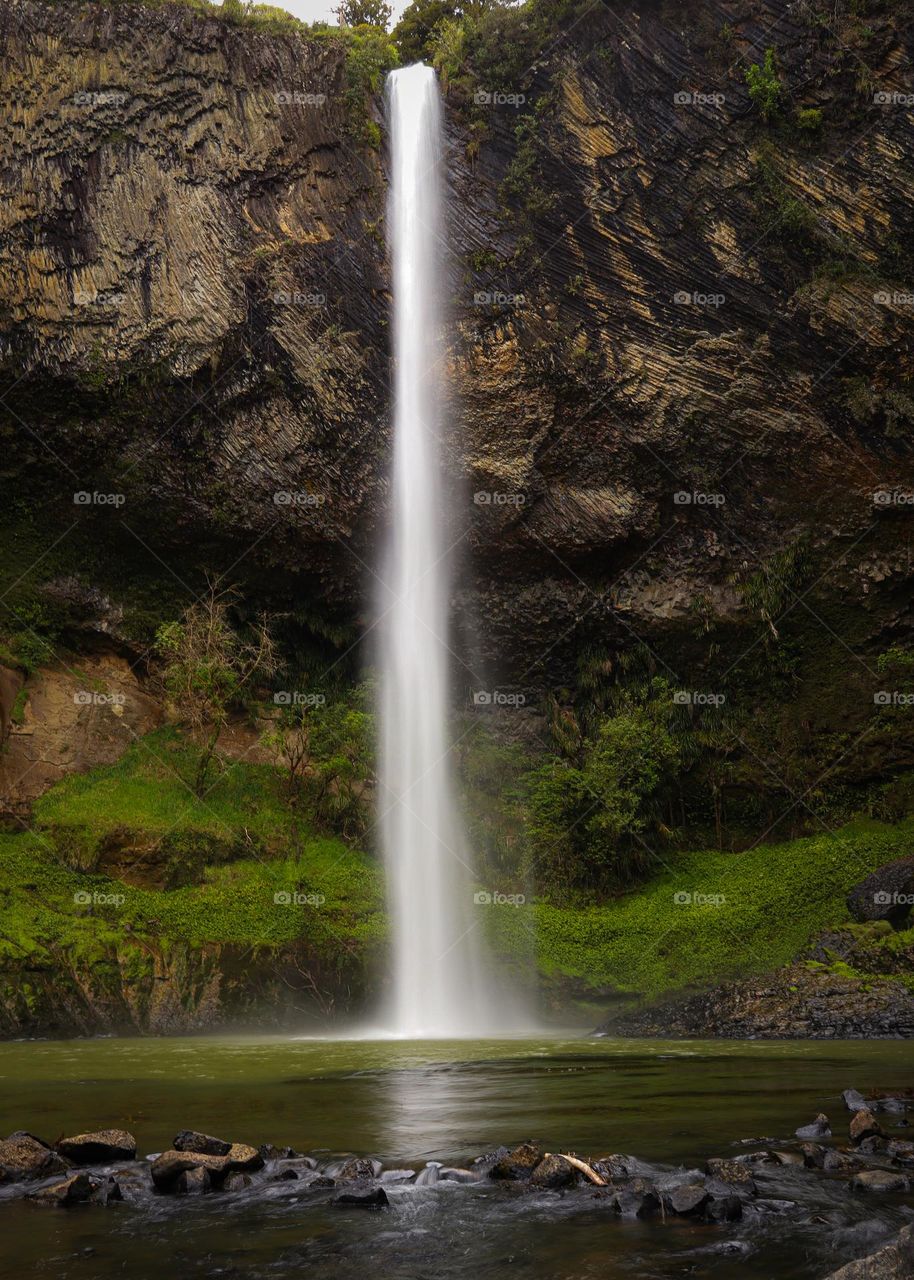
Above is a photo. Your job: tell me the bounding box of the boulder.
[269,1168,299,1182]
[173,1130,232,1157]
[593,1153,637,1180]
[847,860,914,925]
[150,1142,263,1191]
[707,1194,743,1222]
[821,1224,914,1279]
[843,1089,868,1112]
[93,1176,124,1205]
[770,1150,805,1167]
[27,1172,97,1206]
[175,1166,211,1195]
[612,1177,660,1218]
[823,1149,862,1172]
[800,1143,828,1169]
[224,1173,253,1191]
[850,1109,885,1144]
[259,1144,297,1161]
[57,1129,136,1164]
[796,1113,831,1140]
[705,1157,756,1188]
[889,1140,914,1167]
[530,1154,578,1189]
[0,1132,69,1182]
[851,1169,909,1193]
[489,1143,540,1181]
[665,1183,710,1217]
[332,1184,389,1210]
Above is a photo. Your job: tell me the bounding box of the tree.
[393,0,458,62]
[746,47,781,119]
[155,582,276,795]
[340,0,393,29]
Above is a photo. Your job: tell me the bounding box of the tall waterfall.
[379,64,503,1037]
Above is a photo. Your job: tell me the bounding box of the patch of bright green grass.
[491,819,914,999]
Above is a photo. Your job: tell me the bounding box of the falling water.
[379,65,509,1037]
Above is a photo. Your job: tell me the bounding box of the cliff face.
[2,0,914,695]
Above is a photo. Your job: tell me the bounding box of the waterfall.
[379,64,506,1038]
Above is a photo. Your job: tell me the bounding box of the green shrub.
[746,47,781,118]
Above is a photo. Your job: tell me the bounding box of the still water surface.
[0,1035,911,1279]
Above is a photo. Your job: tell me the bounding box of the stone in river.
[530,1154,578,1189]
[665,1183,711,1216]
[333,1184,389,1209]
[0,1132,69,1182]
[850,1109,885,1144]
[705,1158,757,1189]
[707,1194,743,1222]
[612,1177,660,1217]
[57,1129,137,1164]
[843,1089,868,1113]
[27,1172,98,1206]
[796,1113,831,1140]
[438,1167,482,1183]
[379,1169,416,1184]
[820,1224,914,1279]
[172,1130,232,1157]
[489,1143,540,1180]
[770,1150,805,1167]
[851,1169,909,1193]
[176,1166,211,1195]
[151,1143,263,1191]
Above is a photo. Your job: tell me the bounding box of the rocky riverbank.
[2,1089,914,1277]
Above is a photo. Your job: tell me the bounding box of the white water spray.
[379,64,512,1038]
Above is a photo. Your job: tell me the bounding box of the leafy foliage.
[746,47,782,118]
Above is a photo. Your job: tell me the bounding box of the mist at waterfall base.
[368,64,533,1039]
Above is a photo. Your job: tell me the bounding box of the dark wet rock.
[612,1177,660,1218]
[823,1149,863,1172]
[269,1168,299,1182]
[707,1194,743,1222]
[173,1130,232,1157]
[889,1141,914,1167]
[665,1183,710,1217]
[379,1169,416,1184]
[439,1167,483,1184]
[336,1156,382,1182]
[332,1183,389,1210]
[844,1089,869,1113]
[0,1132,69,1182]
[822,1224,914,1279]
[310,1176,335,1188]
[847,860,914,926]
[851,1169,910,1193]
[150,1143,264,1191]
[223,1173,253,1192]
[796,1114,831,1140]
[92,1175,124,1205]
[176,1166,211,1195]
[851,1109,885,1144]
[489,1143,540,1181]
[858,1135,892,1156]
[530,1154,578,1189]
[28,1172,98,1206]
[755,1197,800,1215]
[57,1129,137,1165]
[593,1153,637,1181]
[706,1157,757,1188]
[801,1143,829,1169]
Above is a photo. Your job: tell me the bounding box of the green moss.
[489,819,914,999]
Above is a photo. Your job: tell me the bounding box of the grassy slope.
[1,731,384,977]
[494,820,914,1000]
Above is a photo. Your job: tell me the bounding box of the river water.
[1,1035,911,1278]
